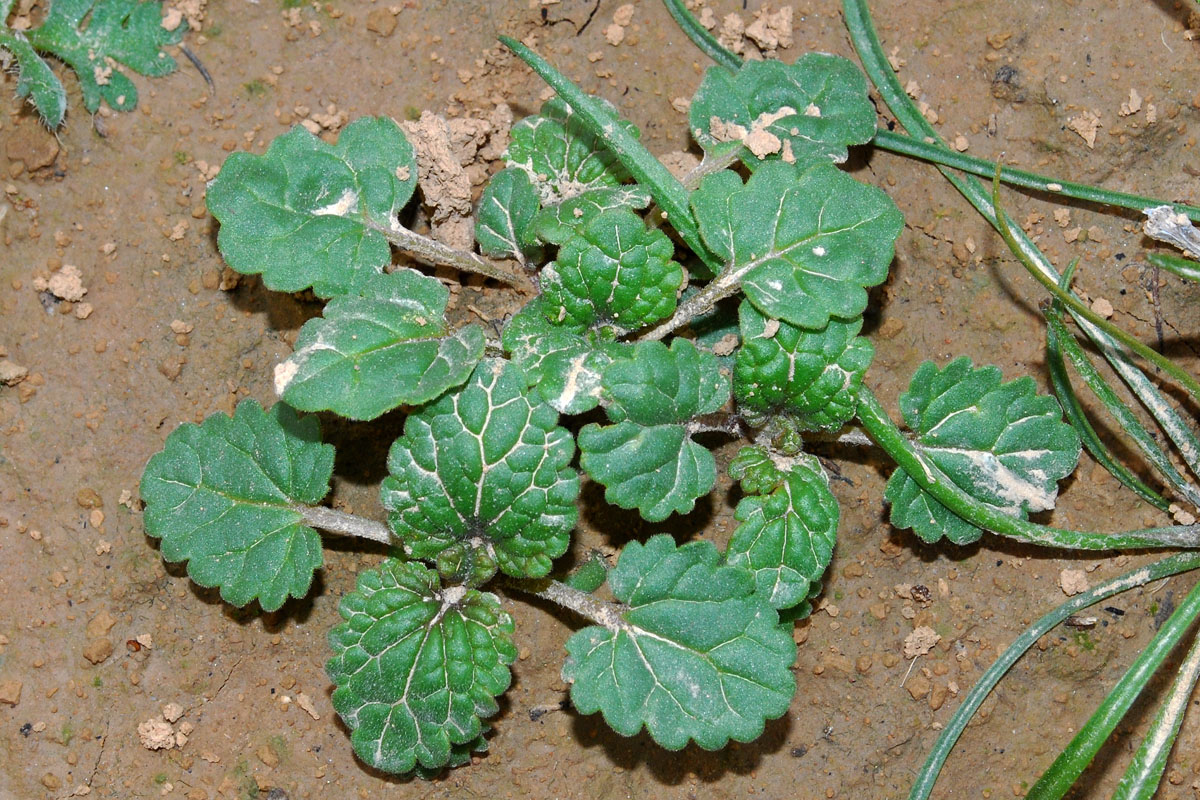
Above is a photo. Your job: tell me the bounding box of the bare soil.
[2,1,1199,798]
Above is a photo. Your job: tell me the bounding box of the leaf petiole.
[505,577,629,630]
[296,505,393,545]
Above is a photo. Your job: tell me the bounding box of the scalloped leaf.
[689,54,876,168]
[734,300,873,431]
[578,339,729,521]
[532,185,653,245]
[727,455,838,611]
[562,535,795,750]
[207,116,418,298]
[139,399,332,611]
[505,96,637,205]
[327,558,516,775]
[475,167,543,264]
[728,444,787,497]
[541,208,684,332]
[885,357,1082,544]
[691,162,902,330]
[274,270,484,421]
[10,0,184,126]
[381,359,580,583]
[501,298,629,415]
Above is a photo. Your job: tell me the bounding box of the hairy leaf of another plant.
[884,357,1082,544]
[691,161,902,329]
[541,208,684,331]
[562,535,795,750]
[327,558,516,775]
[532,185,653,244]
[475,167,543,264]
[275,270,484,421]
[727,451,838,611]
[505,96,636,205]
[689,55,876,168]
[8,0,184,126]
[139,399,332,611]
[501,298,629,415]
[208,116,418,298]
[578,339,729,522]
[381,359,579,584]
[735,300,873,431]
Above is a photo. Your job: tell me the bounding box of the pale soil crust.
[1,1,1199,798]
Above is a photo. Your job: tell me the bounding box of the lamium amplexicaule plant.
[137,0,1200,790]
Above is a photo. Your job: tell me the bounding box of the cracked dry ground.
[2,0,1200,798]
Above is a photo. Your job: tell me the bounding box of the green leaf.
[14,0,183,123]
[327,558,516,775]
[692,161,902,330]
[0,34,67,127]
[562,535,795,750]
[884,357,1082,544]
[475,167,543,264]
[734,300,873,431]
[505,96,636,205]
[381,359,580,582]
[728,444,787,496]
[727,455,838,611]
[501,298,627,415]
[541,208,684,332]
[531,185,653,245]
[578,339,729,522]
[207,117,418,298]
[689,55,876,168]
[139,399,332,611]
[275,270,484,421]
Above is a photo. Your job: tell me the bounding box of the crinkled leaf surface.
[139,399,331,611]
[208,116,418,298]
[578,339,729,522]
[541,208,684,331]
[689,55,875,168]
[381,359,579,582]
[327,558,516,775]
[885,357,1082,544]
[735,301,873,431]
[10,0,183,125]
[728,444,787,497]
[532,185,653,245]
[727,454,838,611]
[275,270,484,421]
[475,167,543,264]
[691,162,902,330]
[501,299,629,415]
[562,535,795,750]
[505,97,636,205]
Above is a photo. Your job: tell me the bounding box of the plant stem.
[909,552,1200,800]
[871,129,1200,223]
[377,219,530,289]
[854,384,1200,550]
[506,577,629,631]
[643,262,749,340]
[1026,575,1200,799]
[296,505,393,544]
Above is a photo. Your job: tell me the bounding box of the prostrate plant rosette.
[139,28,1107,781]
[0,0,185,127]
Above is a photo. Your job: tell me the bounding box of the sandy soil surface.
[2,0,1199,798]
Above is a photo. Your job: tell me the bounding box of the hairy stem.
[855,384,1200,550]
[507,577,629,630]
[378,219,530,289]
[643,263,748,340]
[296,505,393,544]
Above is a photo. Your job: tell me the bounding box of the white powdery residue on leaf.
[273,360,300,396]
[923,446,1058,515]
[311,188,360,218]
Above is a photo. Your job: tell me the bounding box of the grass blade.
[660,0,741,71]
[1112,626,1200,799]
[1148,252,1200,283]
[1026,577,1200,799]
[1044,310,1171,512]
[908,552,1200,800]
